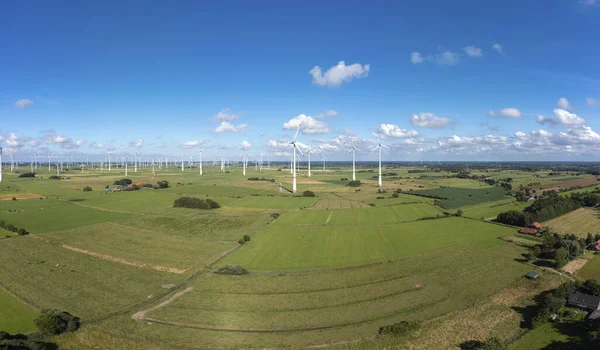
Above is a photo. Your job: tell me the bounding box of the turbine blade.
[371,145,379,152]
[346,149,352,154]
[294,123,302,140]
[296,145,304,156]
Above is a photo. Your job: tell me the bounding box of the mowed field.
[543,208,600,237]
[0,288,38,334]
[460,198,531,220]
[412,186,508,209]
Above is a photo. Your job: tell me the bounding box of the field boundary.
[31,235,188,274]
[375,224,396,258]
[61,199,134,213]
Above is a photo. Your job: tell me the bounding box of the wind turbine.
[134,153,138,172]
[0,146,3,183]
[124,157,128,176]
[322,152,327,171]
[371,134,389,187]
[347,141,360,181]
[241,148,247,176]
[306,146,312,177]
[290,124,303,193]
[181,154,184,172]
[108,152,112,171]
[199,150,203,175]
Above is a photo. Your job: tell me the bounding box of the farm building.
[529,222,543,230]
[567,291,600,311]
[525,272,539,279]
[519,228,540,236]
[590,240,600,251]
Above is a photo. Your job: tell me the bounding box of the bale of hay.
[214,265,248,275]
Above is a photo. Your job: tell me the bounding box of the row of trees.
[0,220,29,235]
[173,197,221,209]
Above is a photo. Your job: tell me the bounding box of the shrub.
[35,309,80,335]
[238,239,245,244]
[0,220,4,228]
[243,235,251,242]
[378,320,420,336]
[142,183,154,188]
[346,180,362,187]
[17,228,29,236]
[18,172,35,178]
[157,180,170,189]
[369,203,376,207]
[302,190,316,197]
[113,179,132,186]
[376,196,385,199]
[455,209,463,217]
[12,197,16,201]
[0,332,57,350]
[49,175,61,180]
[391,193,399,198]
[214,264,248,275]
[5,224,17,232]
[270,213,280,219]
[173,197,220,209]
[83,186,92,192]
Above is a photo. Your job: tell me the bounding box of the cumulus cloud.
[241,140,252,149]
[537,109,586,126]
[14,99,33,109]
[183,140,203,149]
[490,108,521,118]
[410,113,452,129]
[557,97,573,110]
[435,51,460,66]
[515,131,527,140]
[309,61,370,87]
[90,142,104,149]
[463,46,483,57]
[283,114,331,134]
[377,124,419,139]
[587,97,599,106]
[410,52,426,64]
[214,121,248,133]
[492,43,503,54]
[212,109,240,121]
[106,145,116,151]
[325,109,339,118]
[5,133,20,148]
[128,139,143,148]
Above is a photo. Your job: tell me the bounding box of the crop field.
[412,186,508,209]
[460,198,531,219]
[326,203,441,225]
[577,254,600,281]
[0,288,38,334]
[229,195,318,209]
[543,208,600,237]
[224,216,513,270]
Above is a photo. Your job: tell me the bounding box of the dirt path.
[32,235,187,274]
[132,287,193,320]
[325,211,333,224]
[562,258,589,275]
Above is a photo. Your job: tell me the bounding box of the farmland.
[0,165,583,349]
[543,208,600,237]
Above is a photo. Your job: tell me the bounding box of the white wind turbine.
[306,146,312,177]
[371,134,389,188]
[241,148,247,176]
[347,141,360,181]
[199,150,203,175]
[124,157,128,176]
[0,146,3,183]
[181,154,184,172]
[290,124,303,193]
[134,152,138,172]
[322,152,327,170]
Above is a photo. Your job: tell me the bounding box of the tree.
[587,233,596,245]
[243,235,251,242]
[455,209,464,217]
[83,186,92,192]
[496,210,533,226]
[302,190,315,197]
[555,247,569,269]
[113,178,132,186]
[533,246,542,258]
[35,309,80,335]
[583,279,600,296]
[157,180,170,189]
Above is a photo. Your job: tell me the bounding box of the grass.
[0,198,129,233]
[326,203,442,225]
[230,195,318,209]
[412,187,508,209]
[0,288,38,333]
[577,254,600,281]
[543,208,600,237]
[460,199,531,220]
[0,236,182,318]
[509,321,588,350]
[42,222,236,271]
[224,216,514,270]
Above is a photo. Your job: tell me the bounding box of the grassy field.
[224,216,514,270]
[509,321,587,350]
[577,254,600,281]
[230,195,318,209]
[460,198,531,219]
[0,288,38,333]
[543,208,600,237]
[412,187,508,209]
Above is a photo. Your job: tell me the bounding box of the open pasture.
[460,198,531,219]
[311,192,370,209]
[412,186,508,209]
[326,203,441,225]
[121,208,273,240]
[0,288,38,334]
[543,208,600,237]
[224,216,514,270]
[41,222,236,271]
[0,236,182,319]
[229,195,318,209]
[577,254,600,280]
[0,198,129,233]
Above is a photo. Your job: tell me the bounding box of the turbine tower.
[290,124,303,193]
[181,154,184,172]
[371,135,389,187]
[347,141,360,181]
[307,146,312,177]
[134,153,138,172]
[322,152,326,171]
[199,150,203,175]
[0,146,3,183]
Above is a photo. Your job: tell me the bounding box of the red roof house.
[520,228,538,235]
[529,222,543,230]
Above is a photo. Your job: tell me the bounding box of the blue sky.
[1,0,599,161]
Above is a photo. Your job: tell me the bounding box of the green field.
[230,195,318,209]
[0,289,38,334]
[224,216,513,270]
[543,208,600,237]
[577,254,600,281]
[460,198,531,219]
[412,186,508,209]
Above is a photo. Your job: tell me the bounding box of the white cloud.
[492,108,522,118]
[410,52,426,64]
[435,51,460,66]
[537,109,586,126]
[325,109,339,118]
[106,145,116,151]
[463,46,483,57]
[183,140,203,149]
[241,140,252,149]
[259,132,265,137]
[587,97,599,106]
[515,131,527,140]
[410,113,452,129]
[309,61,370,87]
[212,109,240,121]
[377,124,419,138]
[557,97,573,110]
[489,110,497,117]
[90,142,104,149]
[5,133,20,148]
[492,43,503,54]
[14,99,33,109]
[283,114,331,134]
[581,0,599,6]
[128,139,143,148]
[45,135,70,144]
[214,121,248,133]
